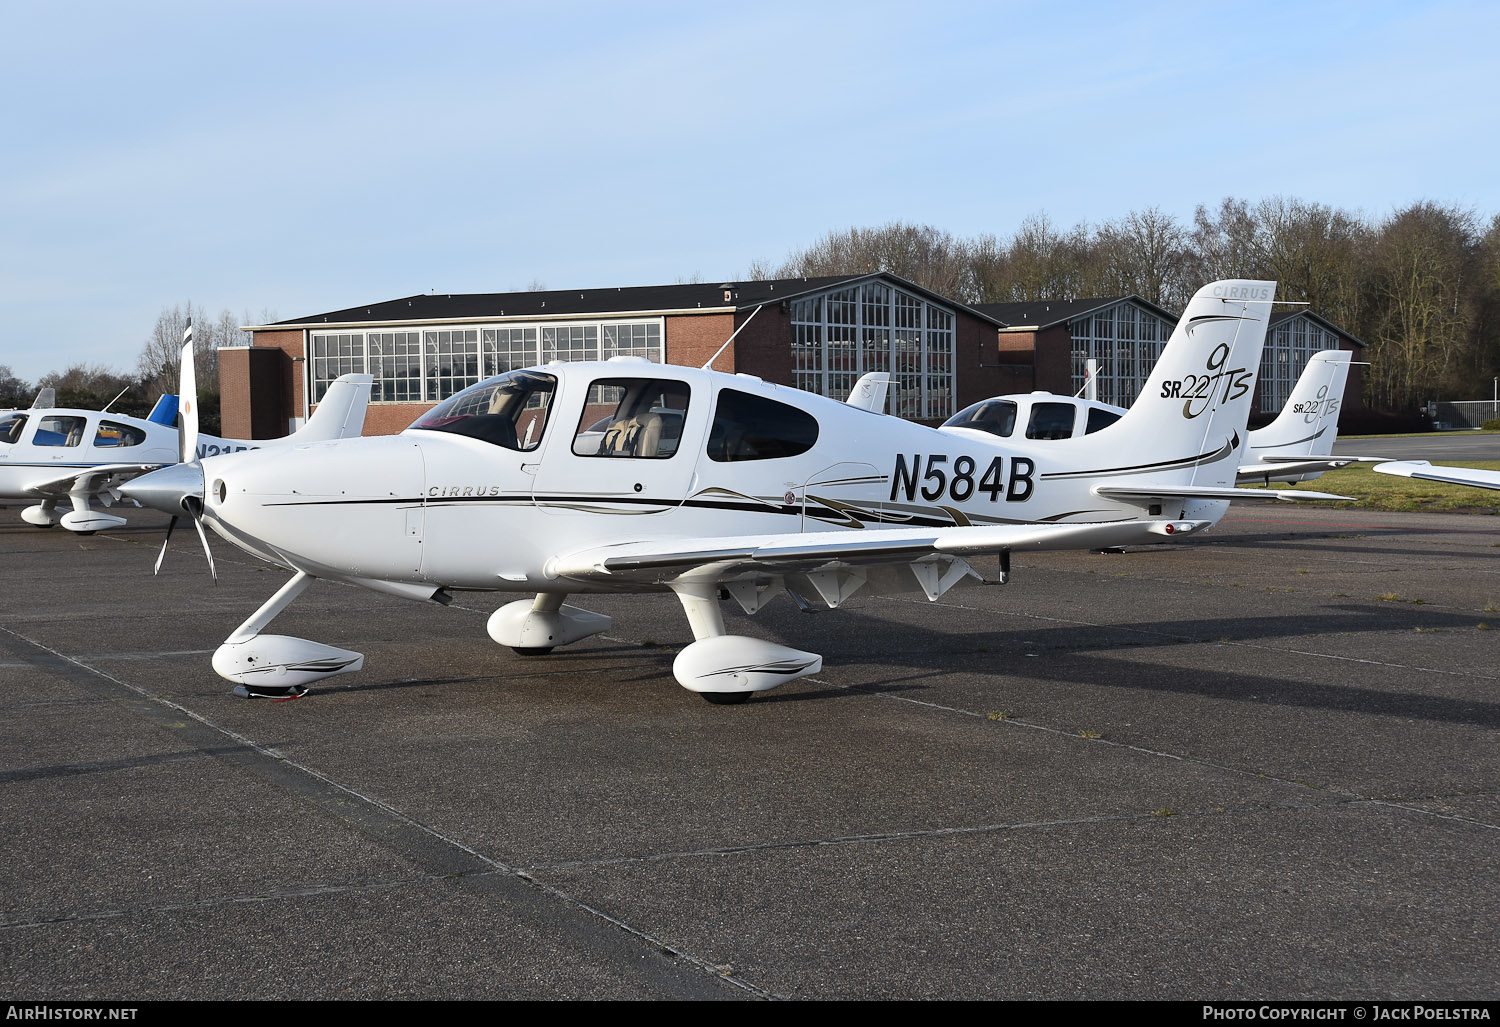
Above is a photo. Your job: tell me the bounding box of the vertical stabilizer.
[1054,280,1277,491]
[1247,349,1351,458]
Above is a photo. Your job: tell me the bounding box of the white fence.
[1429,400,1500,429]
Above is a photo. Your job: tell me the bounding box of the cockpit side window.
[35,415,86,447]
[942,399,1017,438]
[1026,402,1076,440]
[571,378,690,458]
[409,370,556,451]
[95,420,147,448]
[707,388,819,462]
[0,414,26,445]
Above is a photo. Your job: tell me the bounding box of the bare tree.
[137,302,233,399]
[0,364,32,407]
[1365,202,1477,408]
[1190,197,1260,284]
[1094,207,1192,308]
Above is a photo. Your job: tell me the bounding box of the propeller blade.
[191,512,217,585]
[178,321,198,465]
[153,516,178,576]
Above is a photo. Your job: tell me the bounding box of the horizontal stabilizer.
[1094,483,1352,503]
[1373,461,1500,491]
[1236,458,1353,480]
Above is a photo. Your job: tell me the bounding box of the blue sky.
[2,0,1495,384]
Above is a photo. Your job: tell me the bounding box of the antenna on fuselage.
[101,386,130,413]
[701,304,762,371]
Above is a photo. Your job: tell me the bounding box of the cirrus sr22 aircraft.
[123,280,1348,704]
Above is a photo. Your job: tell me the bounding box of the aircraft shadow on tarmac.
[724,602,1500,727]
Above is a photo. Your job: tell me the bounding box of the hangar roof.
[974,295,1178,331]
[251,274,1005,330]
[1268,309,1367,348]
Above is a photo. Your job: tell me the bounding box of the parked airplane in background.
[124,280,1349,704]
[942,349,1361,485]
[0,340,374,533]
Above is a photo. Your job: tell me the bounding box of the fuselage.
[0,405,254,505]
[196,359,1240,593]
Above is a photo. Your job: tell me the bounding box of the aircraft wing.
[1093,483,1352,503]
[550,519,1173,589]
[22,463,165,498]
[1373,461,1500,491]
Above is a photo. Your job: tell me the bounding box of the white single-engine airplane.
[123,280,1349,704]
[0,345,373,534]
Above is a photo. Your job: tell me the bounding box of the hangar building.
[221,274,1017,438]
[221,276,1364,437]
[975,297,1365,416]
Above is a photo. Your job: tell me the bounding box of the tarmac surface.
[1,505,1497,1000]
[1333,433,1500,462]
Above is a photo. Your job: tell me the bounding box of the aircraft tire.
[510,646,554,656]
[699,691,751,706]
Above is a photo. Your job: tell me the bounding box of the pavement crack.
[525,798,1355,873]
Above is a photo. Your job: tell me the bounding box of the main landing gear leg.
[486,592,612,655]
[212,571,365,698]
[669,582,822,705]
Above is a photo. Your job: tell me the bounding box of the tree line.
[0,304,271,436]
[750,198,1500,411]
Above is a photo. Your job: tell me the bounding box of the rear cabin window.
[409,370,556,451]
[35,415,86,447]
[1026,402,1076,440]
[942,399,1017,438]
[95,420,147,448]
[571,378,690,459]
[1085,407,1122,434]
[707,389,819,462]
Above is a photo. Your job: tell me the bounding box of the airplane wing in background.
[1093,483,1353,503]
[22,463,165,499]
[1373,461,1500,491]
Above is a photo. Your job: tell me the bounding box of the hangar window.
[1259,316,1341,412]
[34,415,86,447]
[409,370,556,451]
[424,329,480,402]
[791,282,955,419]
[942,399,1017,438]
[312,320,662,406]
[311,333,366,404]
[368,331,423,403]
[94,421,147,448]
[707,389,818,462]
[572,378,690,458]
[1069,301,1175,407]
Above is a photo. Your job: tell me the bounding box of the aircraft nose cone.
[121,462,205,515]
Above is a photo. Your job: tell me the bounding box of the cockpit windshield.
[943,399,1017,438]
[408,370,556,451]
[0,413,26,445]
